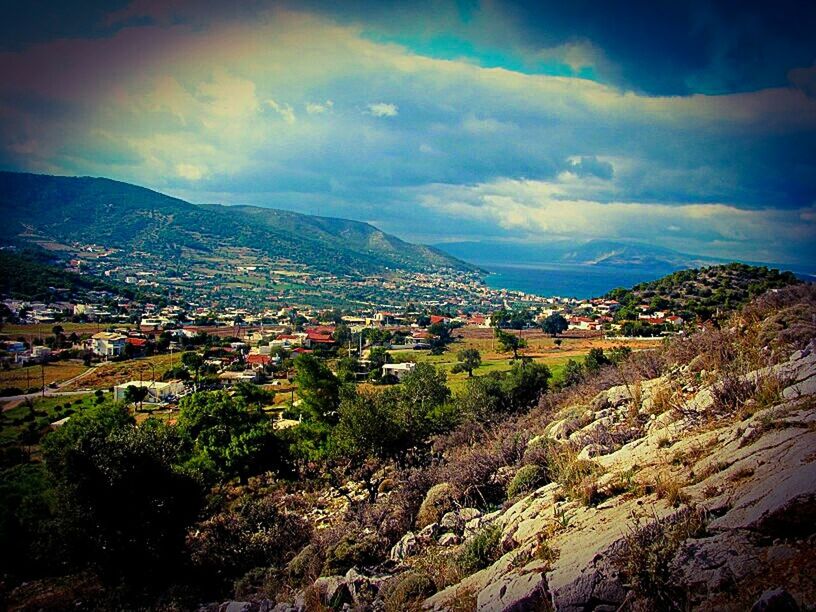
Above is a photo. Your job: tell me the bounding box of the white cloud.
[176,163,205,180]
[306,100,334,114]
[415,177,816,262]
[266,99,296,123]
[367,102,399,117]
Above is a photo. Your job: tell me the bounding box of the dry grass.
[60,353,180,391]
[546,444,605,506]
[0,361,89,390]
[611,506,708,609]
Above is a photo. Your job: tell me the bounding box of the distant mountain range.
[0,172,475,276]
[435,239,724,273]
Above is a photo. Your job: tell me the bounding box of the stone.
[220,603,252,612]
[459,507,482,522]
[439,511,462,531]
[417,522,441,544]
[751,588,800,612]
[548,418,577,441]
[476,570,550,612]
[312,576,352,608]
[438,532,461,546]
[390,532,418,561]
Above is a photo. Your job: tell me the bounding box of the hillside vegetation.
[606,262,799,321]
[0,250,138,302]
[1,281,814,610]
[0,172,474,276]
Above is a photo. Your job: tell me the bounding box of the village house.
[382,362,416,381]
[90,332,128,357]
[113,379,185,403]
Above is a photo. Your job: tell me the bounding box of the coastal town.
[0,260,687,407]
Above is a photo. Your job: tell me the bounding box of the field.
[0,393,97,446]
[60,353,182,391]
[0,360,90,391]
[0,322,133,343]
[390,327,662,392]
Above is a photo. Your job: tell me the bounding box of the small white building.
[382,362,417,381]
[113,380,185,403]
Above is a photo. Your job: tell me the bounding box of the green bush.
[507,464,546,498]
[381,571,436,611]
[458,524,502,575]
[322,532,382,576]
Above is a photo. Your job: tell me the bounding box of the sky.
[1,1,815,267]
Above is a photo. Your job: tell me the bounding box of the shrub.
[416,482,457,529]
[611,506,707,609]
[457,524,502,575]
[654,472,689,507]
[507,465,547,498]
[321,531,382,576]
[546,445,604,506]
[381,571,436,612]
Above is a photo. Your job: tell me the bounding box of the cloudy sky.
[1,1,815,266]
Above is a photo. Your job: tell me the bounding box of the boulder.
[476,570,550,612]
[439,511,462,532]
[439,532,461,546]
[417,522,441,544]
[312,576,352,608]
[390,531,418,561]
[751,588,800,612]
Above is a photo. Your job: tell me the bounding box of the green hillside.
[0,172,475,276]
[0,249,139,302]
[605,262,800,321]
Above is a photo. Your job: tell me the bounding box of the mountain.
[435,239,720,272]
[0,172,475,275]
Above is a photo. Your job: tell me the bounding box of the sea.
[482,262,671,299]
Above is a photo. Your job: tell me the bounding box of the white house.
[113,380,185,403]
[90,332,128,357]
[382,362,417,381]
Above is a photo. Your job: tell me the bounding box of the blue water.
[482,262,670,299]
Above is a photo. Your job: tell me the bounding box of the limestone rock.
[438,532,461,547]
[390,532,418,561]
[476,570,550,612]
[751,588,800,612]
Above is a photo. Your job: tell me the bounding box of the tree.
[501,361,551,411]
[332,323,352,346]
[561,359,585,387]
[293,354,341,424]
[584,348,611,373]
[367,346,391,381]
[176,391,285,483]
[181,351,204,389]
[42,404,203,584]
[494,328,527,360]
[398,363,451,440]
[541,313,568,337]
[332,388,403,461]
[123,384,149,411]
[451,348,482,377]
[458,374,505,420]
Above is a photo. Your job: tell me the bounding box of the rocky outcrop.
[422,340,816,611]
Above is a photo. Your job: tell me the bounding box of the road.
[0,364,104,407]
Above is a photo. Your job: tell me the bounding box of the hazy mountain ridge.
[0,172,476,275]
[437,239,722,271]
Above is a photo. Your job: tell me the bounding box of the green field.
[0,393,99,446]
